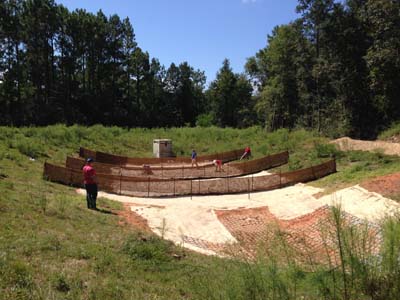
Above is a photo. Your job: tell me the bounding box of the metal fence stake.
[248,176,250,199]
[147,177,150,197]
[119,167,122,195]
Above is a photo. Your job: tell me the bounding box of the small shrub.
[123,234,172,264]
[314,142,342,158]
[52,273,70,293]
[196,113,214,127]
[288,157,302,171]
[7,261,34,289]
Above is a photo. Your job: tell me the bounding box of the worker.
[240,146,252,160]
[213,159,223,172]
[191,149,199,168]
[82,157,97,210]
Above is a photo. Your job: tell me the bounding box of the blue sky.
[57,0,299,83]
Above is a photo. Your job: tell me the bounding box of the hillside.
[1,125,400,299]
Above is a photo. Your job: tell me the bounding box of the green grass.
[1,124,400,299]
[378,122,400,140]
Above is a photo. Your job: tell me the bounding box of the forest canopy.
[1,0,399,138]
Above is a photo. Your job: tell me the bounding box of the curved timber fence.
[66,151,289,179]
[43,159,336,197]
[79,147,244,165]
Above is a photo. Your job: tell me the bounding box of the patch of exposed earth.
[331,137,400,156]
[77,175,400,256]
[361,173,400,200]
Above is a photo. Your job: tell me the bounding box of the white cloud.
[242,0,258,4]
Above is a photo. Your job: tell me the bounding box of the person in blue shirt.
[191,149,199,168]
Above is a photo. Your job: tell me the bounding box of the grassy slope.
[1,125,400,299]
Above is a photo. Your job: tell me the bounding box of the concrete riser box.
[153,139,173,158]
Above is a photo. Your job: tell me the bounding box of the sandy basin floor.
[77,181,400,255]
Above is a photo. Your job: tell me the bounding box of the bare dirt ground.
[361,173,400,200]
[114,203,152,232]
[77,177,400,256]
[331,137,400,156]
[332,137,400,199]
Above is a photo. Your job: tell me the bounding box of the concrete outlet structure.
[153,139,173,158]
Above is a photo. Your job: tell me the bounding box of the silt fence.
[44,159,336,197]
[79,147,244,165]
[66,151,289,179]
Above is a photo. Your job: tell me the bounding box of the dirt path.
[331,137,400,156]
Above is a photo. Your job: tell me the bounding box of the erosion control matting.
[76,183,399,256]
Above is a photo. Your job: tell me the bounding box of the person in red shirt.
[83,158,97,209]
[212,159,223,172]
[240,146,252,160]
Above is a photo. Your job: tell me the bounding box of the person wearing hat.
[82,158,97,209]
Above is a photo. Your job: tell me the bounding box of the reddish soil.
[114,203,152,232]
[360,173,400,199]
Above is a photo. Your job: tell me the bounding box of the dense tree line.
[1,0,400,138]
[247,0,400,138]
[0,0,251,127]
